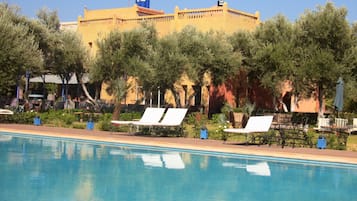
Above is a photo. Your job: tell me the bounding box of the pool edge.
[1,126,357,165]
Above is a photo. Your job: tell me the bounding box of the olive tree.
[149,32,187,107]
[251,15,295,109]
[92,24,158,119]
[175,27,242,107]
[0,3,43,101]
[51,31,88,102]
[294,2,353,116]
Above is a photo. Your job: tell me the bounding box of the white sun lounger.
[223,116,273,143]
[111,107,166,126]
[0,109,14,115]
[313,117,332,132]
[133,108,188,127]
[131,108,188,136]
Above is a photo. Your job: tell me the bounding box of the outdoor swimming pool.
[0,132,356,201]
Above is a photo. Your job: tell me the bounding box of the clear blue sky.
[4,0,357,23]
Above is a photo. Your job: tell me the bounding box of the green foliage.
[242,102,256,116]
[40,110,76,126]
[118,112,141,121]
[51,31,87,99]
[109,78,129,102]
[185,112,209,138]
[211,123,229,141]
[220,102,233,119]
[92,24,158,112]
[177,27,242,87]
[293,3,353,115]
[97,113,119,132]
[148,26,242,107]
[229,31,254,67]
[96,112,142,132]
[0,3,43,97]
[45,83,57,94]
[0,112,36,124]
[93,25,157,83]
[72,122,86,129]
[210,113,229,140]
[253,15,295,100]
[205,32,242,86]
[232,15,294,110]
[344,80,357,112]
[36,7,60,31]
[211,113,226,124]
[150,33,187,106]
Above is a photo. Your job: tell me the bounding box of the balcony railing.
[178,8,224,19]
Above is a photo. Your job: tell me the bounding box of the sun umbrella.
[333,77,344,112]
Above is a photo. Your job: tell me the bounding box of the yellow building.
[74,2,260,108]
[60,2,323,114]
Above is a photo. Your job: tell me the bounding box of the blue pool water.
[0,132,357,201]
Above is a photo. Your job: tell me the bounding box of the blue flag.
[136,0,150,8]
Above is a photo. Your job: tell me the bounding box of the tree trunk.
[76,73,97,106]
[65,79,69,100]
[41,75,47,112]
[95,82,101,100]
[170,87,181,108]
[318,83,324,117]
[112,101,121,120]
[81,82,96,104]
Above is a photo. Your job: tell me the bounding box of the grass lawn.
[347,134,357,151]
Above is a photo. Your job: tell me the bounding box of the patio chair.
[111,107,166,126]
[335,118,348,129]
[313,117,332,132]
[348,118,357,134]
[223,115,274,144]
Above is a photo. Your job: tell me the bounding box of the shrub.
[97,113,130,132]
[118,112,142,121]
[0,112,36,124]
[40,110,75,126]
[72,122,86,129]
[209,113,229,140]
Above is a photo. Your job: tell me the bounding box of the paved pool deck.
[1,123,357,164]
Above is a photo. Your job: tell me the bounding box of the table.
[271,123,312,148]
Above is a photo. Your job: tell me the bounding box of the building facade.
[70,2,320,114]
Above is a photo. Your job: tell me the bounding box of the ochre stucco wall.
[77,3,260,108]
[75,3,319,113]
